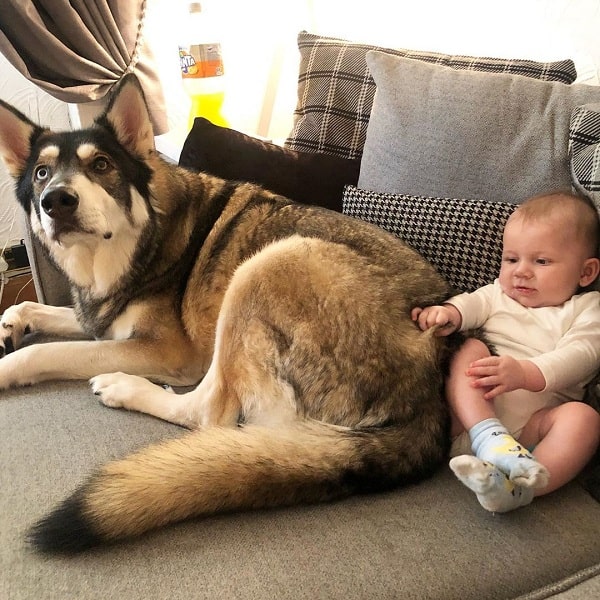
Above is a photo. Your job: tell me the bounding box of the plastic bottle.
[178,2,228,129]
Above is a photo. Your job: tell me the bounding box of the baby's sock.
[449,455,534,513]
[469,418,549,488]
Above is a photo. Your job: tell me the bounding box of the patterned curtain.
[0,0,167,133]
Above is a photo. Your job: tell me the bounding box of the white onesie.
[448,280,600,454]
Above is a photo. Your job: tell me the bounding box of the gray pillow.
[359,51,600,204]
[285,31,578,161]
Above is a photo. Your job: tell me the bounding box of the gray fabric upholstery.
[22,216,71,306]
[516,567,600,600]
[358,51,600,204]
[2,380,600,600]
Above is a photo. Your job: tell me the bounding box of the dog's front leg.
[0,301,85,355]
[90,361,238,429]
[90,373,201,428]
[0,338,202,390]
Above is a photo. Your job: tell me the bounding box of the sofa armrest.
[22,215,71,306]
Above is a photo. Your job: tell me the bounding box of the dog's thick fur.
[0,75,457,553]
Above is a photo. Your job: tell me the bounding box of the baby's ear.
[580,257,600,288]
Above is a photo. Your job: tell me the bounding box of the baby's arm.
[528,303,600,392]
[466,294,600,400]
[411,303,462,336]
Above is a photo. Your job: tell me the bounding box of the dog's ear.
[100,74,155,159]
[0,101,42,178]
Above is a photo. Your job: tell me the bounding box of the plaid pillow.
[570,104,600,209]
[286,31,578,160]
[342,185,516,294]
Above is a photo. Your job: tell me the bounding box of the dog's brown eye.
[35,165,50,181]
[92,156,111,172]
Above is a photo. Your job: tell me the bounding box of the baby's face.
[498,216,590,307]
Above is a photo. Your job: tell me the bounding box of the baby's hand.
[411,305,458,336]
[467,356,545,399]
[466,355,526,400]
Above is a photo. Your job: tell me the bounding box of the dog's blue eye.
[35,166,50,181]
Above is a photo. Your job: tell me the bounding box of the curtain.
[0,0,167,133]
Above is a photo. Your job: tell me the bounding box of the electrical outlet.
[4,243,30,270]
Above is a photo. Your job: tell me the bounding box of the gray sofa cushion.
[358,51,600,204]
[284,31,578,160]
[2,381,600,600]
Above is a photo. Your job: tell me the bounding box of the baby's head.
[499,191,600,307]
[509,191,600,257]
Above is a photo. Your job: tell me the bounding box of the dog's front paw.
[90,372,169,410]
[0,304,28,357]
[90,372,133,408]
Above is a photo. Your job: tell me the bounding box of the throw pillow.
[359,51,600,204]
[342,185,516,294]
[285,31,578,160]
[178,117,360,212]
[570,103,600,209]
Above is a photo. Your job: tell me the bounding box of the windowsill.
[154,124,280,165]
[154,127,189,163]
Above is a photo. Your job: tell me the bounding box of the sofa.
[2,31,600,600]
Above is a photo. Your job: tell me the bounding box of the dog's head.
[0,75,155,249]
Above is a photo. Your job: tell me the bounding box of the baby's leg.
[457,402,600,512]
[469,419,549,487]
[446,337,496,435]
[519,402,600,495]
[447,338,548,486]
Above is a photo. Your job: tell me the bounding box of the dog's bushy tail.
[28,417,447,554]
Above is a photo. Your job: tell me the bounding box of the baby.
[412,191,600,512]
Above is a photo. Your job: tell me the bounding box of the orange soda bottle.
[178,2,228,130]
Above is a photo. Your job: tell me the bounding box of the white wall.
[146,0,314,147]
[0,53,71,250]
[147,0,600,142]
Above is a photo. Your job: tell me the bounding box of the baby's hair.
[510,191,600,258]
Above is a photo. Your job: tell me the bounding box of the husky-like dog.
[0,75,456,553]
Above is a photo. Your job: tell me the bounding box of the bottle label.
[179,43,225,79]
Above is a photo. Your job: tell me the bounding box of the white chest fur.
[104,303,147,340]
[34,182,150,298]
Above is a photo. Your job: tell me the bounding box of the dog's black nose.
[41,187,79,218]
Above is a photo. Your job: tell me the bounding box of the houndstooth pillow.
[342,185,516,294]
[570,104,600,210]
[285,31,578,161]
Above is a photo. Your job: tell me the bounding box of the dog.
[0,74,458,553]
